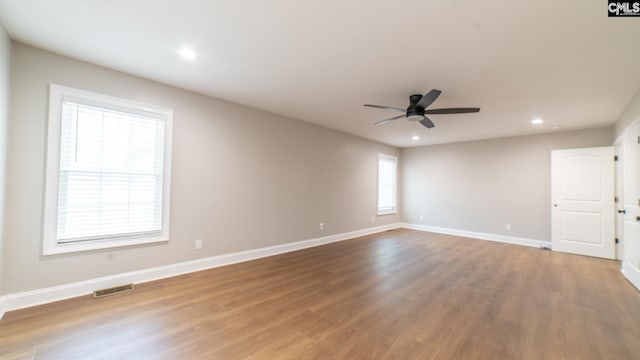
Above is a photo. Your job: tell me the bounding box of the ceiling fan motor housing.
[407,94,425,121]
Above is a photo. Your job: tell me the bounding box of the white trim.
[622,262,640,293]
[613,136,624,261]
[0,223,400,319]
[401,223,548,248]
[44,236,170,256]
[377,153,397,215]
[0,297,5,319]
[0,223,554,319]
[613,135,622,147]
[43,84,173,255]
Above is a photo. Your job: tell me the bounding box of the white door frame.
[614,135,624,261]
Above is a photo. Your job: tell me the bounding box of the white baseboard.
[0,223,400,319]
[622,262,640,293]
[401,223,548,248]
[0,223,549,319]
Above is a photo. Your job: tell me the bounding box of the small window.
[377,153,397,215]
[43,84,173,255]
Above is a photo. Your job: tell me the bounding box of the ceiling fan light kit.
[364,89,480,129]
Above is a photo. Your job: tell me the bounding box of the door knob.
[636,216,640,222]
[618,209,626,214]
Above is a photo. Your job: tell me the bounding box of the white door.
[622,121,640,289]
[551,147,615,259]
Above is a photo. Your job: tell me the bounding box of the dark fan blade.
[425,107,480,115]
[375,115,405,126]
[364,104,406,113]
[419,116,435,129]
[416,89,442,109]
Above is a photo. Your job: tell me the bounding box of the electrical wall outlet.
[319,222,324,230]
[419,214,424,220]
[195,238,202,250]
[371,216,375,223]
[505,224,511,231]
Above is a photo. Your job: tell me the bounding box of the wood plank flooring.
[1,229,640,359]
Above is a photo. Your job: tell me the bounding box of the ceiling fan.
[364,89,480,129]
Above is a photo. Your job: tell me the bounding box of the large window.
[377,153,397,215]
[43,84,173,255]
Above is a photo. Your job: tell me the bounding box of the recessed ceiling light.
[412,135,420,141]
[531,118,544,125]
[178,47,197,60]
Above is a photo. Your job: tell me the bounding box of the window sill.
[377,210,397,216]
[43,234,168,256]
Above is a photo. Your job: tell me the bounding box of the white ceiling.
[1,1,639,147]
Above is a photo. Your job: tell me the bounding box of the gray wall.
[0,20,10,296]
[614,89,640,138]
[401,127,613,242]
[3,43,400,294]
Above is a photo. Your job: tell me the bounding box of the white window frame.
[42,84,173,255]
[377,153,398,215]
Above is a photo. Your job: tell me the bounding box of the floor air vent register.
[92,284,135,299]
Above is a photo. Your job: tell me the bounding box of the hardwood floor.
[1,229,639,359]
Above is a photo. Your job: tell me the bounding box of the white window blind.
[57,101,165,242]
[378,154,397,214]
[43,84,173,255]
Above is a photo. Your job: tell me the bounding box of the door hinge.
[637,136,640,144]
[615,238,619,244]
[614,155,619,161]
[615,196,618,203]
